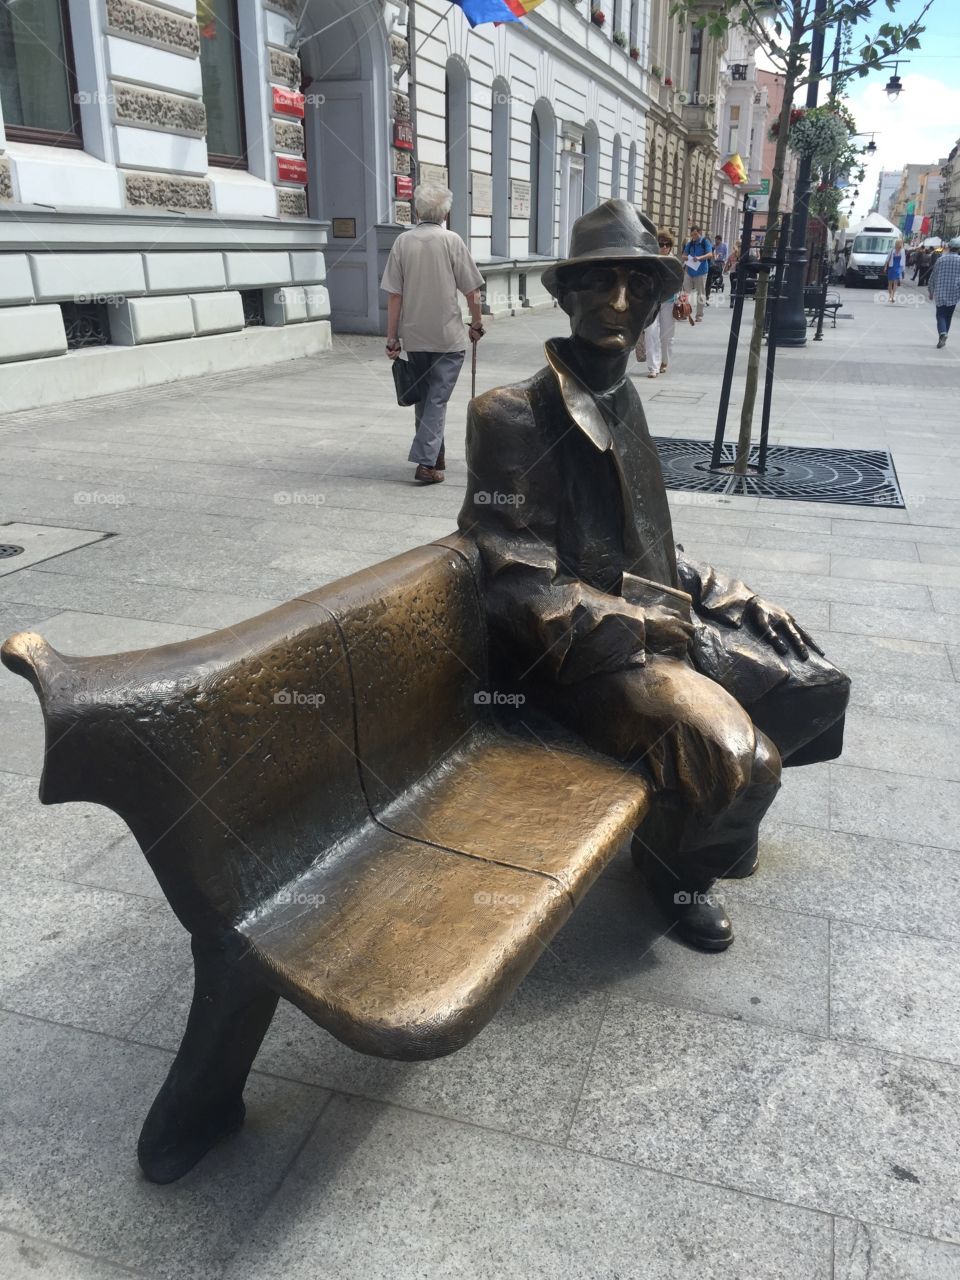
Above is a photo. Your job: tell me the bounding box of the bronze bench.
[3,535,651,1183]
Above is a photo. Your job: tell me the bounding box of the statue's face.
[560,262,660,351]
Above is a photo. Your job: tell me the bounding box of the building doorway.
[300,0,391,333]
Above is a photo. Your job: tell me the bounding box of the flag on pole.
[920,215,931,236]
[503,0,548,13]
[721,153,747,185]
[452,0,522,25]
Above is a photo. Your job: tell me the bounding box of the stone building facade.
[0,0,333,410]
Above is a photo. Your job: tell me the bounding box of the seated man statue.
[458,200,850,952]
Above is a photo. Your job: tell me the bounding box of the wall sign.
[471,172,493,216]
[332,218,357,239]
[393,121,414,151]
[273,87,305,119]
[277,155,307,184]
[510,179,532,218]
[419,163,448,188]
[395,174,414,200]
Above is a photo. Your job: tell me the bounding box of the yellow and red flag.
[503,0,548,14]
[721,154,747,185]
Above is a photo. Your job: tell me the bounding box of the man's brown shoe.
[414,464,445,485]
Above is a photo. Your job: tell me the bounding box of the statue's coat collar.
[544,337,631,453]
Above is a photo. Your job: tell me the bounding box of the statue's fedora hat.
[542,199,683,302]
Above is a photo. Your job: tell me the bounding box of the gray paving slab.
[0,522,109,577]
[65,831,165,901]
[222,1094,834,1280]
[833,1218,960,1279]
[772,760,832,829]
[0,1229,149,1280]
[839,711,960,781]
[805,631,953,685]
[569,999,960,1239]
[0,771,130,880]
[725,820,960,944]
[830,923,960,1067]
[0,1012,330,1280]
[831,765,960,851]
[846,672,960,725]
[529,874,830,1035]
[0,872,185,1037]
[132,973,608,1145]
[830,602,955,644]
[0,698,45,777]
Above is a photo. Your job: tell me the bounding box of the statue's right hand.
[643,605,694,656]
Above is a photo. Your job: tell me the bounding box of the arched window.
[611,134,622,199]
[491,78,510,257]
[528,100,556,256]
[645,139,657,215]
[445,58,470,241]
[584,121,600,211]
[627,141,637,202]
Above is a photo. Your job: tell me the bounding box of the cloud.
[841,74,960,221]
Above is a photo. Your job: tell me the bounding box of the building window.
[445,58,470,241]
[611,134,622,199]
[627,140,637,201]
[0,0,82,147]
[199,0,246,167]
[491,80,510,257]
[584,122,600,211]
[727,105,740,155]
[688,26,702,99]
[529,101,555,256]
[731,63,748,81]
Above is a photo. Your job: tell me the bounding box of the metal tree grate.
[654,438,905,508]
[0,544,25,559]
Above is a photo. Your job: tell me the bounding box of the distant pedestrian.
[706,233,728,302]
[381,184,485,485]
[885,238,907,303]
[919,248,936,289]
[637,230,678,377]
[929,237,960,349]
[681,223,714,322]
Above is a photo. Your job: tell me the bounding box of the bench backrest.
[2,539,486,936]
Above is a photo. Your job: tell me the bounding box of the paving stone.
[0,873,185,1036]
[0,771,130,879]
[66,831,165,901]
[530,874,829,1034]
[774,760,831,829]
[830,603,954,644]
[0,697,46,777]
[808,631,953,684]
[0,1229,146,1280]
[569,999,960,1239]
[830,923,960,1067]
[839,711,960,781]
[725,820,960,944]
[832,556,960,589]
[846,673,960,726]
[831,765,960,852]
[0,1012,329,1280]
[833,1218,960,1279]
[748,527,920,562]
[223,1094,833,1280]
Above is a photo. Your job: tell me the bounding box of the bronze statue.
[459,200,850,951]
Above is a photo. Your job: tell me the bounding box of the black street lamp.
[884,63,907,100]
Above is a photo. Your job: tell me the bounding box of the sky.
[757,0,960,225]
[830,0,960,222]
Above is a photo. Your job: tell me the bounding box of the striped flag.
[452,0,522,25]
[503,0,548,13]
[721,153,747,185]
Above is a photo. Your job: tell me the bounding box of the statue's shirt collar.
[544,338,627,453]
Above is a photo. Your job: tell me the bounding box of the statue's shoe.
[138,1095,246,1184]
[648,880,734,952]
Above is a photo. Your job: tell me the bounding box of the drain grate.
[654,438,905,507]
[0,544,25,559]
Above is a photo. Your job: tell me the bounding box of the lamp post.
[771,0,828,348]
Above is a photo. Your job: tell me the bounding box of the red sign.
[395,174,414,199]
[393,121,414,151]
[273,87,304,119]
[277,155,307,185]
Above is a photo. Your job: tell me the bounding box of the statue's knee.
[753,729,782,790]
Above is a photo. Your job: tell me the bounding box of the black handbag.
[392,356,423,407]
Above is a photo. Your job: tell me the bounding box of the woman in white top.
[637,229,679,377]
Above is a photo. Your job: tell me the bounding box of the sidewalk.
[1,280,959,1279]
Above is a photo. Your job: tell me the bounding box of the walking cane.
[471,335,477,399]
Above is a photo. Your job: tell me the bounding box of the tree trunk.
[733,11,805,474]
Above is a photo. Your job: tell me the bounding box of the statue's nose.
[610,282,629,311]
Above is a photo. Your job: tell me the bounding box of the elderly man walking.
[929,237,960,349]
[381,184,485,484]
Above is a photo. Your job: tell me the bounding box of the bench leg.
[137,935,278,1184]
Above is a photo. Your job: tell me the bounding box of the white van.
[843,213,900,288]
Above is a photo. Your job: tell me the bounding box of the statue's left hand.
[746,597,824,661]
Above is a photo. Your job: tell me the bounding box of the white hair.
[414,184,453,222]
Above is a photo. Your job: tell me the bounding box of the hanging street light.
[884,62,909,100]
